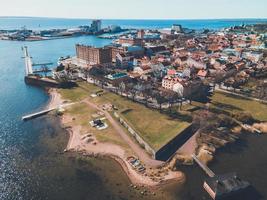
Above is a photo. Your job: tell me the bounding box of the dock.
[192,154,215,177]
[22,107,56,121]
[192,154,250,200]
[22,103,74,121]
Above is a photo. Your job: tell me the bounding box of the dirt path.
[83,99,164,168]
[178,131,199,155]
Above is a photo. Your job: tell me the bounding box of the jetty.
[22,46,60,88]
[22,103,74,121]
[192,154,250,200]
[192,154,215,177]
[22,107,57,121]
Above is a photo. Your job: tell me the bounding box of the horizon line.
[1,16,267,21]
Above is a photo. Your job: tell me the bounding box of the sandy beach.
[47,89,185,188]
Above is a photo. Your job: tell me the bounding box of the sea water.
[1,17,267,200]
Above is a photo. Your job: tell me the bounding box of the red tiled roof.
[197,69,208,77]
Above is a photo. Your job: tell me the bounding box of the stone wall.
[114,112,194,161]
[114,112,156,157]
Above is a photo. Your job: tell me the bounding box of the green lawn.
[58,82,101,102]
[65,102,130,150]
[98,91,191,150]
[121,108,191,150]
[211,91,267,121]
[59,81,192,150]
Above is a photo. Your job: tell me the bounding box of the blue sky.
[1,0,267,19]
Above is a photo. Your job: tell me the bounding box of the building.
[110,45,144,62]
[242,51,264,62]
[171,24,183,33]
[137,29,145,39]
[118,37,143,46]
[145,46,169,57]
[187,57,207,69]
[110,46,126,62]
[76,44,112,65]
[116,53,133,68]
[91,20,102,33]
[203,173,250,200]
[105,72,129,84]
[162,76,182,90]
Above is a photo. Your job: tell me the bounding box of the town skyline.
[0,0,267,19]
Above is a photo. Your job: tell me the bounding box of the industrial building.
[76,44,112,65]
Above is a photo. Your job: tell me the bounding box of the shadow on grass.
[212,101,243,111]
[186,106,201,112]
[61,81,78,89]
[163,110,193,123]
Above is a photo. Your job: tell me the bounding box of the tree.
[154,91,166,112]
[162,90,176,113]
[118,81,126,96]
[124,82,133,99]
[258,80,267,99]
[88,66,106,85]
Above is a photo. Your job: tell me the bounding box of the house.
[162,75,182,90]
[133,65,152,75]
[116,53,133,68]
[197,69,208,79]
[145,46,170,57]
[187,57,207,69]
[242,51,264,62]
[167,69,176,76]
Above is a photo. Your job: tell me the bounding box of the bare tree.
[153,91,166,112]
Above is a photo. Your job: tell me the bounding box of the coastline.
[46,88,185,189]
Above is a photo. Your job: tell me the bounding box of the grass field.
[90,87,191,150]
[59,81,191,151]
[65,102,130,149]
[59,82,101,102]
[211,91,267,121]
[120,108,191,150]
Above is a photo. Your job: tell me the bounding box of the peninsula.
[24,22,267,198]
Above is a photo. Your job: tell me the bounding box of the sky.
[0,0,267,19]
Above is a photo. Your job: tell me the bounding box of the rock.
[168,154,194,169]
[252,122,267,134]
[197,145,214,165]
[231,126,242,134]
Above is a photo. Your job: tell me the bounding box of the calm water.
[1,18,267,200]
[1,17,267,30]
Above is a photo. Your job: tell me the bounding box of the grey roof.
[205,173,250,197]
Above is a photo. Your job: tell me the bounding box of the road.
[83,99,164,168]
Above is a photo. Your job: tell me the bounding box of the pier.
[192,154,250,200]
[192,154,215,177]
[22,107,57,121]
[22,46,63,88]
[23,46,33,76]
[22,103,74,121]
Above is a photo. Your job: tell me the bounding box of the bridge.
[192,154,215,177]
